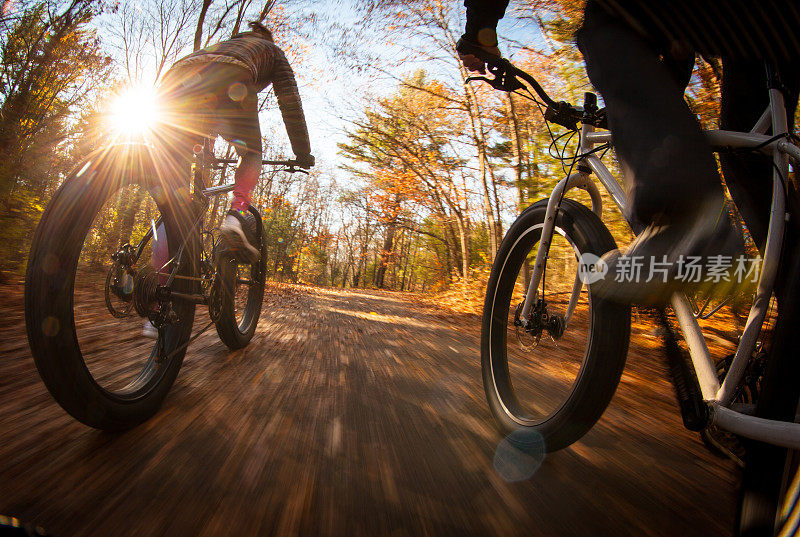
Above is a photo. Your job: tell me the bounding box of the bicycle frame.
[123,148,292,305]
[523,85,800,449]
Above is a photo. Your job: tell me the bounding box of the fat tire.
[25,153,196,430]
[481,198,631,452]
[214,229,266,350]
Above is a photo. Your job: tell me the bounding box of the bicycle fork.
[518,122,605,330]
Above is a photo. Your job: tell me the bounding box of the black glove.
[456,36,501,74]
[295,154,315,168]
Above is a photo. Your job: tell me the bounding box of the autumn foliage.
[0,0,742,302]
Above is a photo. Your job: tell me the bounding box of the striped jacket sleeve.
[270,47,311,157]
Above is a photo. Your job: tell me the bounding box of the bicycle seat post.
[191,142,211,212]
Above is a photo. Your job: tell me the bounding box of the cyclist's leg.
[218,87,261,212]
[720,59,800,253]
[576,0,723,228]
[211,72,262,259]
[151,65,212,284]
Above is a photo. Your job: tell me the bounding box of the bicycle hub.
[133,265,160,317]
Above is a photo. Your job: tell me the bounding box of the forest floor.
[0,281,740,536]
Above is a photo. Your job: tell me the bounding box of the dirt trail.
[0,283,736,536]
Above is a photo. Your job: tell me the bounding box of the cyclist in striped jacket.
[159,21,314,262]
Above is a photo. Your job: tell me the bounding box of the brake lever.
[282,165,309,175]
[465,75,494,85]
[464,62,524,92]
[487,62,525,91]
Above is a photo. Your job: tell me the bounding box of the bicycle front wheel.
[214,252,266,350]
[482,198,630,452]
[25,149,196,430]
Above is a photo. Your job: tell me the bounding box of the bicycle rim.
[489,223,593,425]
[72,181,180,397]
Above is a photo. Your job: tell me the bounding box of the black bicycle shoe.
[219,209,260,264]
[592,201,746,306]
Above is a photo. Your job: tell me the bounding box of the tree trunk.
[453,214,470,280]
[404,239,419,292]
[462,79,499,263]
[369,249,379,287]
[487,162,503,244]
[478,147,497,261]
[193,0,213,51]
[507,93,529,286]
[374,222,396,289]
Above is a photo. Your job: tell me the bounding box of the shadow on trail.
[0,284,737,536]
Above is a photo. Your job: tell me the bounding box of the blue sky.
[93,0,553,182]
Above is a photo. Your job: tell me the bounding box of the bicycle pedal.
[700,426,745,468]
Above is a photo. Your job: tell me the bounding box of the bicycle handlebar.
[213,158,301,167]
[456,38,590,131]
[211,157,312,174]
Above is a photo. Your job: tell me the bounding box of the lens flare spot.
[493,429,545,482]
[151,187,165,204]
[109,84,160,137]
[199,93,218,108]
[122,272,134,294]
[227,82,247,102]
[230,138,247,152]
[277,237,284,243]
[42,316,60,337]
[76,160,92,177]
[183,73,202,89]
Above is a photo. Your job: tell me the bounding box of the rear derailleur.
[105,244,180,341]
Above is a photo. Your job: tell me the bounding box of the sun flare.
[109,85,160,137]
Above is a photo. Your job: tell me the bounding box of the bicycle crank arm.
[658,309,708,431]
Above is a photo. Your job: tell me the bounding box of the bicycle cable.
[503,72,615,308]
[509,83,613,303]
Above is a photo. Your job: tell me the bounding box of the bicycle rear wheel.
[736,237,800,536]
[482,198,630,451]
[25,149,196,430]
[213,206,266,349]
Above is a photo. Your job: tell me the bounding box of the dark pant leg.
[577,1,723,228]
[720,60,800,251]
[156,64,210,191]
[213,81,262,209]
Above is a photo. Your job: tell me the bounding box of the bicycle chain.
[156,319,216,363]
